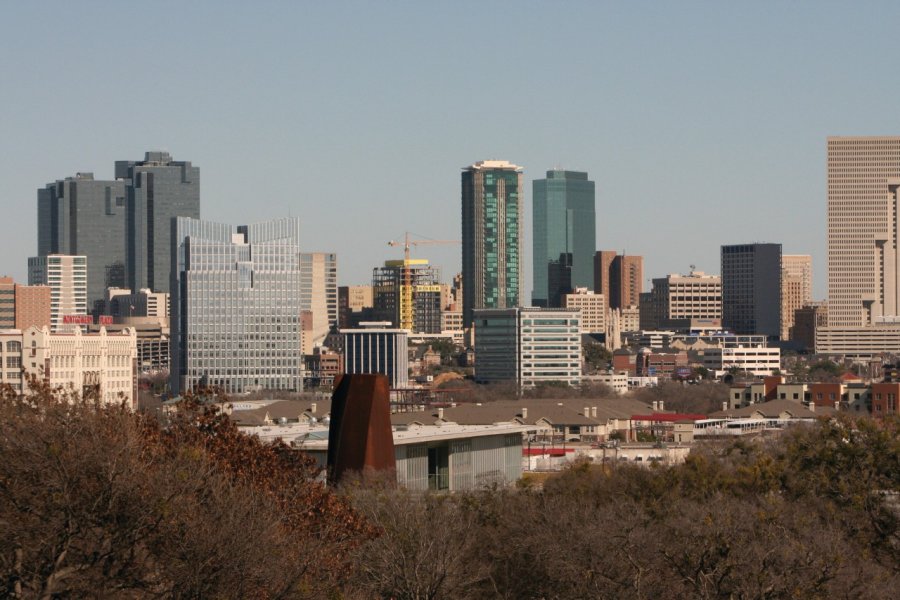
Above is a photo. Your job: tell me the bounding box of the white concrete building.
[440,308,464,345]
[814,322,900,358]
[474,307,581,389]
[0,325,137,406]
[703,345,781,377]
[27,254,87,332]
[584,372,629,394]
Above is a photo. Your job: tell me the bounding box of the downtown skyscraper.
[721,243,782,338]
[117,151,199,295]
[37,173,126,312]
[461,160,524,328]
[170,217,303,395]
[532,170,596,307]
[37,152,199,309]
[827,137,900,327]
[594,250,644,311]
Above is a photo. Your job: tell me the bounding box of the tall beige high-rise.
[827,137,900,326]
[781,254,812,340]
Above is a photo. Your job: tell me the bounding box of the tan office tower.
[827,137,900,326]
[594,251,643,310]
[300,252,338,355]
[781,255,812,340]
[639,271,721,330]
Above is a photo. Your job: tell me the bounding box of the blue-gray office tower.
[532,170,596,307]
[170,217,303,395]
[117,151,199,295]
[37,173,127,313]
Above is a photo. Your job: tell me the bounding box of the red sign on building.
[98,315,114,325]
[62,315,93,325]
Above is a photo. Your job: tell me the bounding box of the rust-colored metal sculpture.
[327,373,396,484]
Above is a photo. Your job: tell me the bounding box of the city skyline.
[5,4,900,298]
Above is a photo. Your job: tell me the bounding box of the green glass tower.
[461,160,524,328]
[532,170,596,307]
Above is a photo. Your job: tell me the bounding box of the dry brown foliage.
[0,381,374,599]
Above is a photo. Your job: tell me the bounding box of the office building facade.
[170,217,303,395]
[473,307,581,389]
[721,243,782,338]
[594,251,644,311]
[532,170,595,306]
[105,288,169,319]
[338,285,374,329]
[827,137,900,326]
[0,277,52,331]
[781,255,812,341]
[562,288,607,334]
[0,325,137,406]
[28,255,88,332]
[461,160,524,328]
[117,151,200,295]
[300,252,338,354]
[639,271,722,330]
[342,322,409,388]
[37,173,127,311]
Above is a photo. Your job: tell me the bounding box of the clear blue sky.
[2,1,898,299]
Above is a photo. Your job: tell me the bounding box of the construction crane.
[387,232,460,331]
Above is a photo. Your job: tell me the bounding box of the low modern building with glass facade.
[170,217,303,395]
[474,307,581,390]
[297,422,531,492]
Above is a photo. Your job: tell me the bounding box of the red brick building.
[870,382,899,418]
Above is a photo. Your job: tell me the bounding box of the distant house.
[709,398,828,420]
[694,398,830,438]
[391,397,655,443]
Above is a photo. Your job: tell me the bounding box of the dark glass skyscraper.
[117,151,199,295]
[721,243,782,338]
[461,160,524,328]
[532,170,595,307]
[37,152,199,309]
[37,173,126,312]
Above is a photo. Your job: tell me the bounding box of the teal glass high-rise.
[532,170,596,307]
[461,160,524,328]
